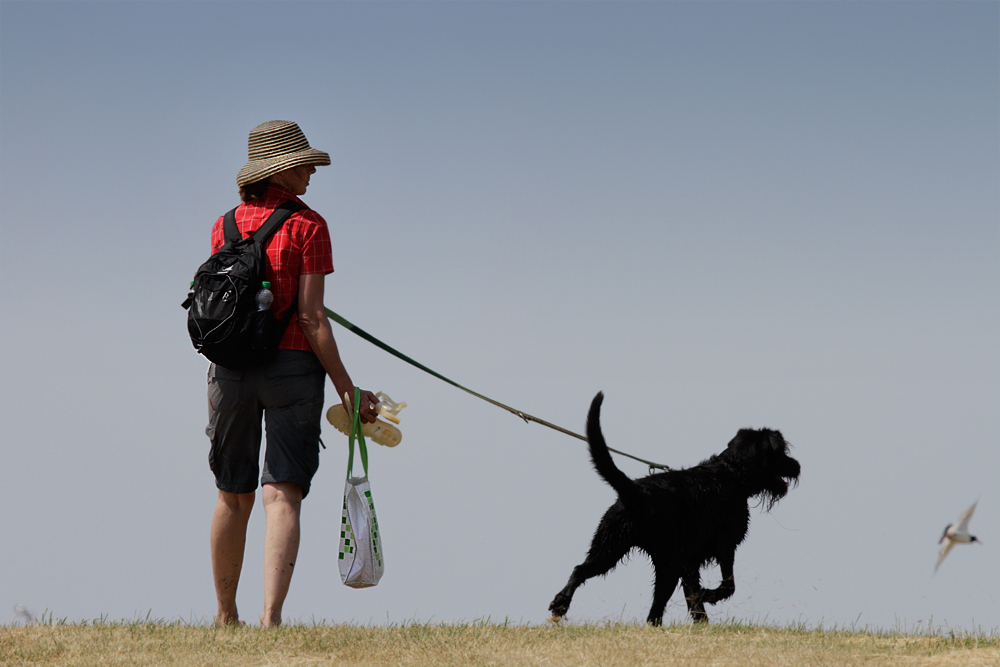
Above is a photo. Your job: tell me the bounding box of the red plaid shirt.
[210,184,334,352]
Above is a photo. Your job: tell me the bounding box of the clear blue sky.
[1,1,997,630]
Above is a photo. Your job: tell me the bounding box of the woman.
[206,120,379,627]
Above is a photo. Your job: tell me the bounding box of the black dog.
[549,392,800,625]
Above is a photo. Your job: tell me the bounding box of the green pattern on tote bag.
[339,503,354,559]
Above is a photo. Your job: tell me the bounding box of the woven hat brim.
[237,148,331,187]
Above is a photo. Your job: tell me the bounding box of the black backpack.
[183,201,305,369]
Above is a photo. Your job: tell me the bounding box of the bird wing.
[957,501,978,532]
[935,539,955,572]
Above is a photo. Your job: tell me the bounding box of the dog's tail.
[587,392,642,504]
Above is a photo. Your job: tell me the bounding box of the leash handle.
[346,386,369,479]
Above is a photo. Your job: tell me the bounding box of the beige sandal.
[326,391,406,447]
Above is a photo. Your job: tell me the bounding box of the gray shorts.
[207,351,326,498]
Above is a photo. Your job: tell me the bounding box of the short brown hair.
[239,178,270,203]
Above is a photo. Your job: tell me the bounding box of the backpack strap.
[222,200,307,246]
[220,200,307,322]
[253,201,307,321]
[250,200,307,244]
[222,207,241,245]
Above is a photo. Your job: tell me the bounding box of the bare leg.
[260,482,303,627]
[211,490,255,626]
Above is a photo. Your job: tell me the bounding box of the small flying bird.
[935,500,981,572]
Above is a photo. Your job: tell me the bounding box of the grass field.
[2,619,998,666]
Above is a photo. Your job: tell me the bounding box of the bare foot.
[215,611,241,626]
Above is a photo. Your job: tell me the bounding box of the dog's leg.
[549,515,633,620]
[647,560,679,626]
[548,547,630,620]
[701,551,736,605]
[681,573,709,624]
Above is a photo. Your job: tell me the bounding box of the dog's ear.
[726,430,747,450]
[767,430,789,452]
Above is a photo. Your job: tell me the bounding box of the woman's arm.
[297,273,379,423]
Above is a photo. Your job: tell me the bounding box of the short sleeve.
[210,216,226,253]
[299,210,335,275]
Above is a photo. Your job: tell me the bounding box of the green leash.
[325,308,670,471]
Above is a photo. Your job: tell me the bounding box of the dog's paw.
[700,581,735,605]
[548,594,571,618]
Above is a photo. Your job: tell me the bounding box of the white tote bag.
[338,389,384,588]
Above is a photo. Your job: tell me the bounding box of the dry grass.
[2,619,998,667]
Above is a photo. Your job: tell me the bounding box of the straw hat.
[236,120,331,187]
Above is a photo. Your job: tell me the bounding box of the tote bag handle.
[346,386,369,479]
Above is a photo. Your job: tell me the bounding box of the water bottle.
[255,281,274,311]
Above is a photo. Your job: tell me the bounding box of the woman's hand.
[357,389,380,424]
